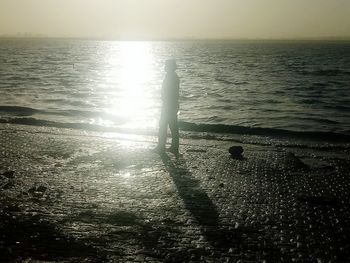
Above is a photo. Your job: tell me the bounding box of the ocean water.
[0,39,350,139]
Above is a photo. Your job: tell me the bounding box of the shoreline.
[1,123,350,262]
[1,116,350,144]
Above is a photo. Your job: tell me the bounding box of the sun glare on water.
[98,41,159,131]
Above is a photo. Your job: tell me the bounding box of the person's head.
[165,59,177,73]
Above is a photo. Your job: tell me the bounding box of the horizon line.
[1,35,350,42]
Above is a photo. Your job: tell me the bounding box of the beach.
[1,123,349,262]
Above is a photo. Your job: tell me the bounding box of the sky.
[0,0,349,39]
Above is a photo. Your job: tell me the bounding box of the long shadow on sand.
[160,153,243,251]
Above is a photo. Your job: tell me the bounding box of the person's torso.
[161,73,179,109]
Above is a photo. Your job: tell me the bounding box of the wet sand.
[1,123,350,262]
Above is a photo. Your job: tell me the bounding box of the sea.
[1,39,350,140]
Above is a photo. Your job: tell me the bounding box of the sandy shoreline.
[1,123,350,262]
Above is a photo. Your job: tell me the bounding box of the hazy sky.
[1,0,349,39]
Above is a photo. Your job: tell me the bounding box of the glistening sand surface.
[1,124,350,262]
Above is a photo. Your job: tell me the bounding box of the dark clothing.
[157,72,180,151]
[161,72,180,111]
[158,107,179,151]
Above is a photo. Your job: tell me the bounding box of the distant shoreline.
[1,36,350,42]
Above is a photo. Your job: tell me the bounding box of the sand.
[1,123,350,262]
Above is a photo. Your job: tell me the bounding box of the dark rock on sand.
[229,146,244,158]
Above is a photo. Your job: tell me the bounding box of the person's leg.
[168,111,179,154]
[156,108,168,152]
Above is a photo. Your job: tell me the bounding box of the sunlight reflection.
[89,117,114,127]
[103,41,158,131]
[121,172,131,178]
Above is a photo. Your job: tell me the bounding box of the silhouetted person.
[154,59,180,156]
